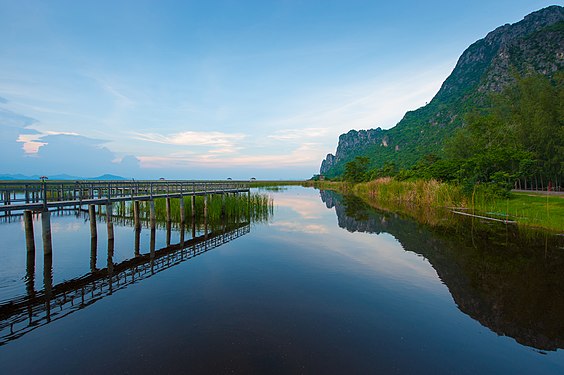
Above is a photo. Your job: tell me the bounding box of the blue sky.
[0,0,558,179]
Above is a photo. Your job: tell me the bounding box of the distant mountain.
[0,173,128,181]
[89,174,129,181]
[321,5,564,177]
[0,173,40,181]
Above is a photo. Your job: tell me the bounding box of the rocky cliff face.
[320,128,384,174]
[321,5,564,177]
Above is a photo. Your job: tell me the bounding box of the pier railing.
[0,180,250,212]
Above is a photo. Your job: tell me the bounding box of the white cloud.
[271,221,329,234]
[268,127,329,141]
[133,130,246,147]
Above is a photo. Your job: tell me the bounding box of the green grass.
[474,192,564,232]
[115,192,273,229]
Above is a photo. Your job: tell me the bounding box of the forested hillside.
[320,6,564,179]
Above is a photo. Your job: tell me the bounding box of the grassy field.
[474,191,564,232]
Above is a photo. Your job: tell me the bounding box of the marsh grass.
[117,192,273,228]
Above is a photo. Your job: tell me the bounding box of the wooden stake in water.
[106,204,114,241]
[41,210,52,255]
[23,210,36,255]
[89,204,97,238]
[179,197,185,225]
[134,201,141,231]
[150,200,156,230]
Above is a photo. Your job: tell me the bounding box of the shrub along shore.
[305,179,563,232]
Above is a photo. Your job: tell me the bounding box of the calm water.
[0,186,563,374]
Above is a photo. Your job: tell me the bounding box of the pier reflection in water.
[0,211,250,345]
[0,190,266,347]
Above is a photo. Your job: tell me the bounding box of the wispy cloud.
[137,141,323,169]
[133,130,246,152]
[268,127,328,141]
[272,221,329,234]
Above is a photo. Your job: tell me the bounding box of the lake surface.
[1,186,563,374]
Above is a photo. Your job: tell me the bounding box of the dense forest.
[339,74,563,196]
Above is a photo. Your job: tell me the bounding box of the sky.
[0,0,559,180]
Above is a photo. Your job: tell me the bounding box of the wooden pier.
[0,179,250,259]
[0,180,249,212]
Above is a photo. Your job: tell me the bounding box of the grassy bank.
[474,191,564,232]
[309,179,563,232]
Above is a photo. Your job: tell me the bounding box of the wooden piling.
[23,210,35,255]
[133,201,141,230]
[134,228,141,257]
[106,203,114,241]
[90,236,97,272]
[191,195,196,219]
[41,210,52,255]
[88,204,97,238]
[150,200,156,230]
[179,197,185,224]
[25,211,36,295]
[43,251,53,322]
[166,197,171,222]
[166,221,171,246]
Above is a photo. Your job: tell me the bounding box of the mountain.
[321,6,564,177]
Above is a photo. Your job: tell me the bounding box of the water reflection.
[0,222,250,346]
[320,190,564,351]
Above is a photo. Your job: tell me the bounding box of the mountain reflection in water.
[320,190,564,351]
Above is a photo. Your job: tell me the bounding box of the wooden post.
[41,210,52,255]
[25,211,36,295]
[133,201,141,230]
[134,228,141,257]
[166,221,171,246]
[89,204,97,238]
[204,194,208,220]
[247,190,251,221]
[90,236,97,272]
[150,228,156,274]
[107,237,114,292]
[106,203,114,241]
[23,210,35,255]
[179,197,185,224]
[191,195,196,220]
[150,200,156,230]
[43,251,53,322]
[179,222,185,245]
[166,197,171,222]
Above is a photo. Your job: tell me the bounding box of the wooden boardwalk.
[0,180,249,213]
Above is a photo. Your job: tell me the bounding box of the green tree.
[344,156,370,183]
